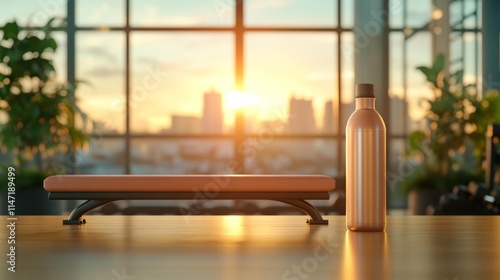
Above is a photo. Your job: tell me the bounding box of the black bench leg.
[276,199,329,225]
[63,200,113,225]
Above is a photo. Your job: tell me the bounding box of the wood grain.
[1,215,499,280]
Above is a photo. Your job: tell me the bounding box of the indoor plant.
[0,18,91,214]
[400,54,500,214]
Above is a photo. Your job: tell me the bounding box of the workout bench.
[44,174,335,225]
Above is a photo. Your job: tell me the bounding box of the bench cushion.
[44,175,335,193]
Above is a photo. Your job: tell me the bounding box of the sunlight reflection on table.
[341,231,389,280]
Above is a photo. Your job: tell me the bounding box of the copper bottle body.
[346,97,386,231]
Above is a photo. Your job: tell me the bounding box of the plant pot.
[407,189,441,215]
[0,188,62,215]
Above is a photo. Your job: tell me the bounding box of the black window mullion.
[125,0,131,174]
[234,0,245,173]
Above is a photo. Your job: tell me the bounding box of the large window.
[387,0,481,206]
[0,0,482,208]
[69,0,348,179]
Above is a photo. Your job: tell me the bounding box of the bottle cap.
[356,84,375,98]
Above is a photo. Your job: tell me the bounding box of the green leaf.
[417,66,435,83]
[407,130,426,151]
[6,47,23,65]
[0,19,91,179]
[44,18,56,29]
[0,46,6,61]
[2,21,19,40]
[451,70,464,85]
[41,17,57,36]
[432,53,445,73]
[25,36,43,53]
[44,37,58,52]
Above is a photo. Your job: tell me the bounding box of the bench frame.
[48,191,330,225]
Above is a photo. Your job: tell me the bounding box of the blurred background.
[1,0,499,215]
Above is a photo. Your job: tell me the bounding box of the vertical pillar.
[67,0,75,87]
[65,0,76,212]
[125,0,131,174]
[353,0,389,126]
[482,0,500,91]
[431,0,450,73]
[354,0,390,206]
[234,0,245,173]
[66,0,76,176]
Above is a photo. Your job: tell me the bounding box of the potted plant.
[0,18,91,214]
[400,54,500,214]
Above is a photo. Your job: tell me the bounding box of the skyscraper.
[341,101,356,132]
[201,89,223,134]
[323,100,334,133]
[287,96,316,133]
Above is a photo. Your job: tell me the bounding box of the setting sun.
[224,90,259,110]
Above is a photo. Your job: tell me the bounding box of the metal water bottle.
[346,83,386,231]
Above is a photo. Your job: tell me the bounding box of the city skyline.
[152,88,412,135]
[0,1,478,136]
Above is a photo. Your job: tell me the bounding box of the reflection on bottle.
[341,231,389,280]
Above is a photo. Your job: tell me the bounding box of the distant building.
[201,89,223,134]
[170,115,200,134]
[287,96,316,133]
[323,100,335,133]
[390,97,406,135]
[341,101,355,131]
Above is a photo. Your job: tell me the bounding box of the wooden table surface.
[1,215,499,280]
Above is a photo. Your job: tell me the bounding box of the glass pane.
[0,32,3,140]
[131,139,233,174]
[130,32,233,134]
[476,33,482,93]
[406,32,432,132]
[450,0,462,27]
[389,33,404,99]
[76,0,125,27]
[389,32,406,136]
[245,33,337,135]
[463,33,480,85]
[0,0,65,26]
[246,139,338,177]
[3,30,68,83]
[340,32,354,133]
[389,0,404,28]
[341,0,354,27]
[76,32,126,134]
[131,0,234,27]
[0,30,2,124]
[340,139,345,177]
[391,96,408,136]
[52,32,67,82]
[407,0,430,27]
[450,32,481,85]
[76,138,126,174]
[0,30,67,129]
[387,138,407,208]
[450,0,481,29]
[245,0,337,27]
[475,0,482,29]
[341,101,355,136]
[450,32,463,74]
